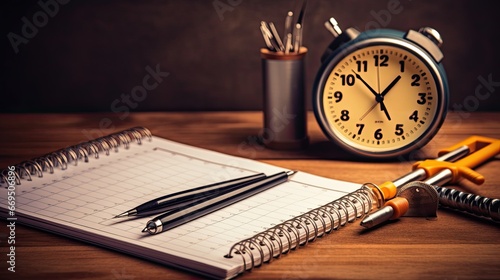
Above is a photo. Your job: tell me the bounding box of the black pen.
[142,170,297,234]
[114,173,267,218]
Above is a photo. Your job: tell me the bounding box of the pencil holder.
[260,47,309,150]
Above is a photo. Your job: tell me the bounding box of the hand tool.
[360,136,500,228]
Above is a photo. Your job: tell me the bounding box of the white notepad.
[0,127,370,279]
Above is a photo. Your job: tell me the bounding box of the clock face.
[316,39,446,157]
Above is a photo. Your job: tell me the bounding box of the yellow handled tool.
[360,136,500,228]
[420,135,500,185]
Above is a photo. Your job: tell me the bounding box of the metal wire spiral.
[435,186,500,222]
[224,186,374,272]
[0,127,152,186]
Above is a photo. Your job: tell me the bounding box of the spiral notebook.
[0,127,373,279]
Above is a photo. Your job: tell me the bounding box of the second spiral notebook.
[0,127,368,279]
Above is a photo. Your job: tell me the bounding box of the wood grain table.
[0,111,499,279]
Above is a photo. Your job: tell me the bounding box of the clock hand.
[351,70,378,97]
[376,75,400,121]
[360,98,392,121]
[360,102,378,121]
[379,100,392,121]
[354,72,397,122]
[380,75,401,97]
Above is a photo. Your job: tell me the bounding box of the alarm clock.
[313,20,449,159]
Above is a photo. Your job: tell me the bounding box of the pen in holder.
[260,47,309,150]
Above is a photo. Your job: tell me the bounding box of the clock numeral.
[340,110,350,121]
[356,124,365,135]
[340,74,355,86]
[417,93,426,105]
[374,54,388,67]
[374,128,383,140]
[334,91,343,102]
[395,124,404,136]
[411,74,421,86]
[409,110,419,122]
[399,60,405,72]
[356,60,368,72]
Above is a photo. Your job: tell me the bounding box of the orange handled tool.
[360,136,500,228]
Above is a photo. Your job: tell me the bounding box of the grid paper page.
[0,136,361,278]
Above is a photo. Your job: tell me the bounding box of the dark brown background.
[2,0,500,113]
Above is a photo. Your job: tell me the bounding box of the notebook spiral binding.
[225,185,375,271]
[435,186,500,222]
[0,127,152,186]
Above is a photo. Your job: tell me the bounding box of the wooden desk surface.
[1,111,499,279]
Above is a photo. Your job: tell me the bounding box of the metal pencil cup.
[260,47,309,150]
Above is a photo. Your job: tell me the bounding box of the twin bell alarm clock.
[313,19,449,159]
